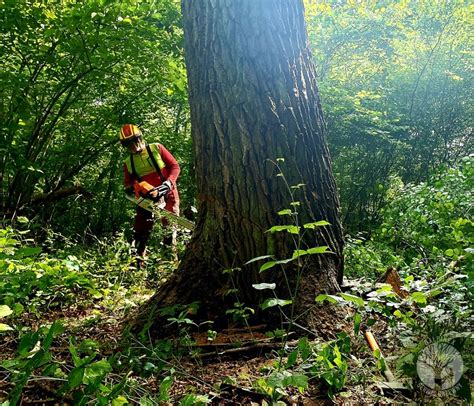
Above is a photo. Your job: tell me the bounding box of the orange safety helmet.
[119,124,142,146]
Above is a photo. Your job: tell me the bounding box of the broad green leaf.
[261,298,292,310]
[286,350,298,368]
[260,261,277,273]
[292,249,308,259]
[179,394,210,405]
[14,247,42,258]
[259,258,294,272]
[277,209,292,216]
[375,285,393,294]
[43,321,64,349]
[68,366,85,389]
[158,375,173,401]
[306,246,329,254]
[282,373,309,391]
[353,313,362,335]
[84,359,112,385]
[111,396,129,406]
[0,305,13,318]
[411,291,427,304]
[303,220,331,229]
[0,323,13,332]
[340,293,365,307]
[19,332,40,356]
[298,337,311,360]
[266,225,300,234]
[276,258,296,265]
[315,294,342,304]
[427,288,443,298]
[266,371,286,388]
[252,283,276,290]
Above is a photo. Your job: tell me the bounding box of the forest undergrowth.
[0,158,472,405]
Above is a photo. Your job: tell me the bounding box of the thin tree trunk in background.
[134,0,344,334]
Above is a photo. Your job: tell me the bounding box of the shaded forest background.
[1,0,471,236]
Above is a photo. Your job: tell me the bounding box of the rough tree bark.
[133,0,344,335]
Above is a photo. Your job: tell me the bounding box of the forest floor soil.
[0,283,413,405]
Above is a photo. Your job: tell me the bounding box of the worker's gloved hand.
[157,180,172,198]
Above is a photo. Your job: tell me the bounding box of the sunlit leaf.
[0,323,13,332]
[244,255,273,265]
[252,283,276,290]
[0,305,13,318]
[261,298,292,310]
[303,220,331,229]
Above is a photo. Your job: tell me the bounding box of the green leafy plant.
[0,304,14,333]
[253,369,308,404]
[2,321,65,405]
[379,156,473,272]
[0,226,97,312]
[247,160,333,338]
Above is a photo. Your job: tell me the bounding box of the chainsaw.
[125,191,195,231]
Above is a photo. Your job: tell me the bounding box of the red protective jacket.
[123,143,180,190]
[124,143,180,236]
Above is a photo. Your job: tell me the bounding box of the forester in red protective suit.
[119,124,180,267]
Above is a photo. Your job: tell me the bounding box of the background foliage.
[0,0,190,238]
[1,0,471,238]
[306,0,472,232]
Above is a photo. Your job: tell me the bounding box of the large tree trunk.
[133,0,344,335]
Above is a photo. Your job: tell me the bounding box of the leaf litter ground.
[0,270,415,405]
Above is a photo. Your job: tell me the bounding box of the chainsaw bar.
[125,194,195,231]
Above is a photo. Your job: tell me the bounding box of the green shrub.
[378,156,473,272]
[0,225,96,312]
[344,235,403,279]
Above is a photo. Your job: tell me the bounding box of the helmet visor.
[120,135,142,148]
